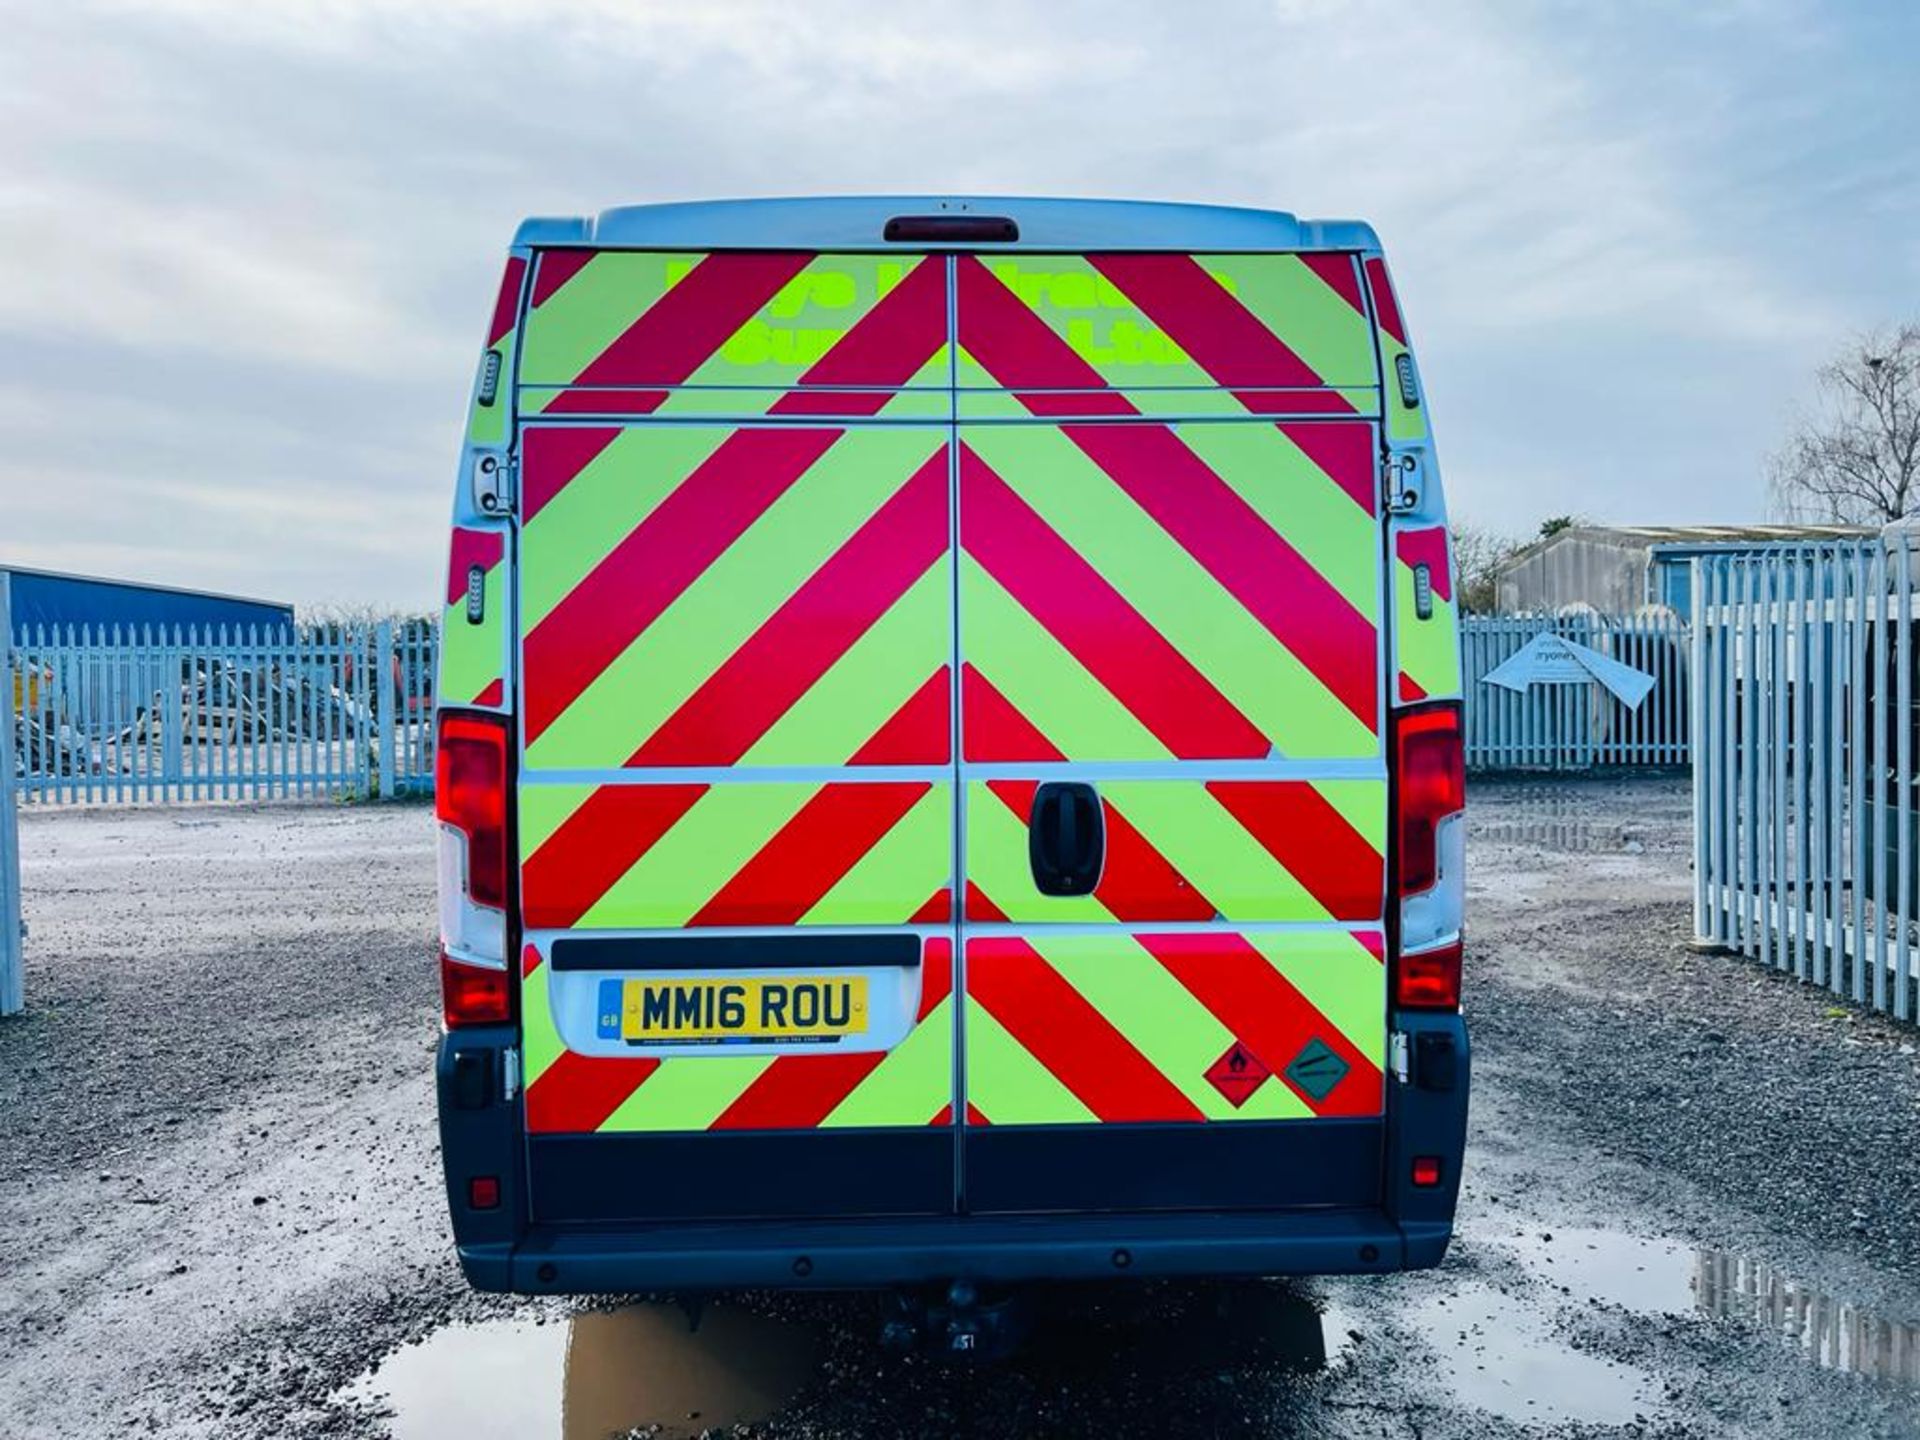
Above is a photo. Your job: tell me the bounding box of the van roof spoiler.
[511,197,1381,253]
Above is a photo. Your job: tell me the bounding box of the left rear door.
[507,250,961,1225]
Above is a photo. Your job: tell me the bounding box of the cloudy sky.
[2,0,1915,612]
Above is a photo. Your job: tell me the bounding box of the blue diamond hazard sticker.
[1284,1038,1350,1102]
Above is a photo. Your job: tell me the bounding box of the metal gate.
[1693,540,1919,1020]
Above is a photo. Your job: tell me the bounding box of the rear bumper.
[457,1209,1453,1293]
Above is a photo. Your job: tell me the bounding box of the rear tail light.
[1394,704,1464,895]
[436,711,511,1025]
[1396,939,1462,1011]
[1411,1155,1443,1188]
[1392,703,1465,1011]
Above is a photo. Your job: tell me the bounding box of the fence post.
[1,578,24,1016]
[1689,558,1724,952]
[376,621,396,801]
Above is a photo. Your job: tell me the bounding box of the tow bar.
[881,1280,1031,1359]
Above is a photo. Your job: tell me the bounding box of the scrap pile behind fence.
[1693,539,1920,1021]
[1462,611,1690,772]
[7,620,438,805]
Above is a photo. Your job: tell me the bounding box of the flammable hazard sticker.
[1204,1040,1272,1109]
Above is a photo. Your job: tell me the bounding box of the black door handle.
[1029,782,1104,896]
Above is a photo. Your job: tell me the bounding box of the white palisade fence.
[7,620,439,806]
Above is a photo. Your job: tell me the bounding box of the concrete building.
[1493,524,1875,619]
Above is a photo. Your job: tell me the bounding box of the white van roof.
[512,196,1381,253]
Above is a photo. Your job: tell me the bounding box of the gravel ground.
[3,778,1920,1439]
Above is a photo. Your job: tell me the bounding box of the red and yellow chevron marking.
[1393,525,1462,701]
[953,252,1376,417]
[437,527,506,708]
[519,426,954,769]
[963,930,1384,1125]
[516,251,950,418]
[521,938,955,1134]
[466,256,526,448]
[958,428,1380,760]
[964,772,1385,926]
[1365,258,1426,444]
[519,776,953,930]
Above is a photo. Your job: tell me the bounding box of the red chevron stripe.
[530,249,594,309]
[847,668,951,766]
[1090,253,1353,407]
[909,888,953,924]
[955,257,1136,415]
[525,1051,660,1133]
[967,938,1205,1122]
[519,425,621,524]
[964,880,1008,922]
[472,679,503,707]
[1282,419,1378,517]
[486,257,526,347]
[960,662,1058,761]
[543,252,812,410]
[446,528,502,606]
[710,940,952,1131]
[1064,424,1379,730]
[1142,932,1381,1117]
[979,776,1215,922]
[1396,527,1453,600]
[1365,258,1406,346]
[520,783,707,930]
[1300,252,1367,317]
[523,427,839,743]
[1204,781,1384,921]
[960,447,1269,758]
[769,257,946,408]
[688,782,932,928]
[628,448,950,767]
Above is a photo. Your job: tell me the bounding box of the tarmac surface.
[4,776,1920,1438]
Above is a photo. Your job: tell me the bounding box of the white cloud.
[0,0,1913,606]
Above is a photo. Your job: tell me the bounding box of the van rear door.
[509,251,960,1225]
[949,252,1391,1213]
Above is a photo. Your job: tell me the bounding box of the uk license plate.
[596,976,869,1045]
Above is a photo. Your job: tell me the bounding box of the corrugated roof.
[1572,524,1877,543]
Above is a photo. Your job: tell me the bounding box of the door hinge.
[1388,1031,1410,1084]
[1383,454,1420,513]
[472,452,514,517]
[500,1046,521,1102]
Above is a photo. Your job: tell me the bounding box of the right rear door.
[950,253,1393,1213]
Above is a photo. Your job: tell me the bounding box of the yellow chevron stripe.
[525,426,945,771]
[820,997,953,1129]
[963,1001,1097,1125]
[965,422,1372,759]
[739,564,949,769]
[1029,933,1311,1121]
[578,783,817,929]
[598,1053,773,1134]
[1097,780,1333,923]
[1244,930,1386,1065]
[961,555,1169,761]
[1173,422,1383,620]
[520,426,731,632]
[801,783,952,926]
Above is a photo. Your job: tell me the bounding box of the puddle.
[1408,1282,1658,1426]
[1479,1225,1920,1394]
[347,1300,823,1440]
[1696,1250,1920,1387]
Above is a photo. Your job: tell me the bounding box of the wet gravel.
[2,779,1919,1439]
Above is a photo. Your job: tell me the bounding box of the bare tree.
[1448,521,1523,615]
[1770,322,1920,524]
